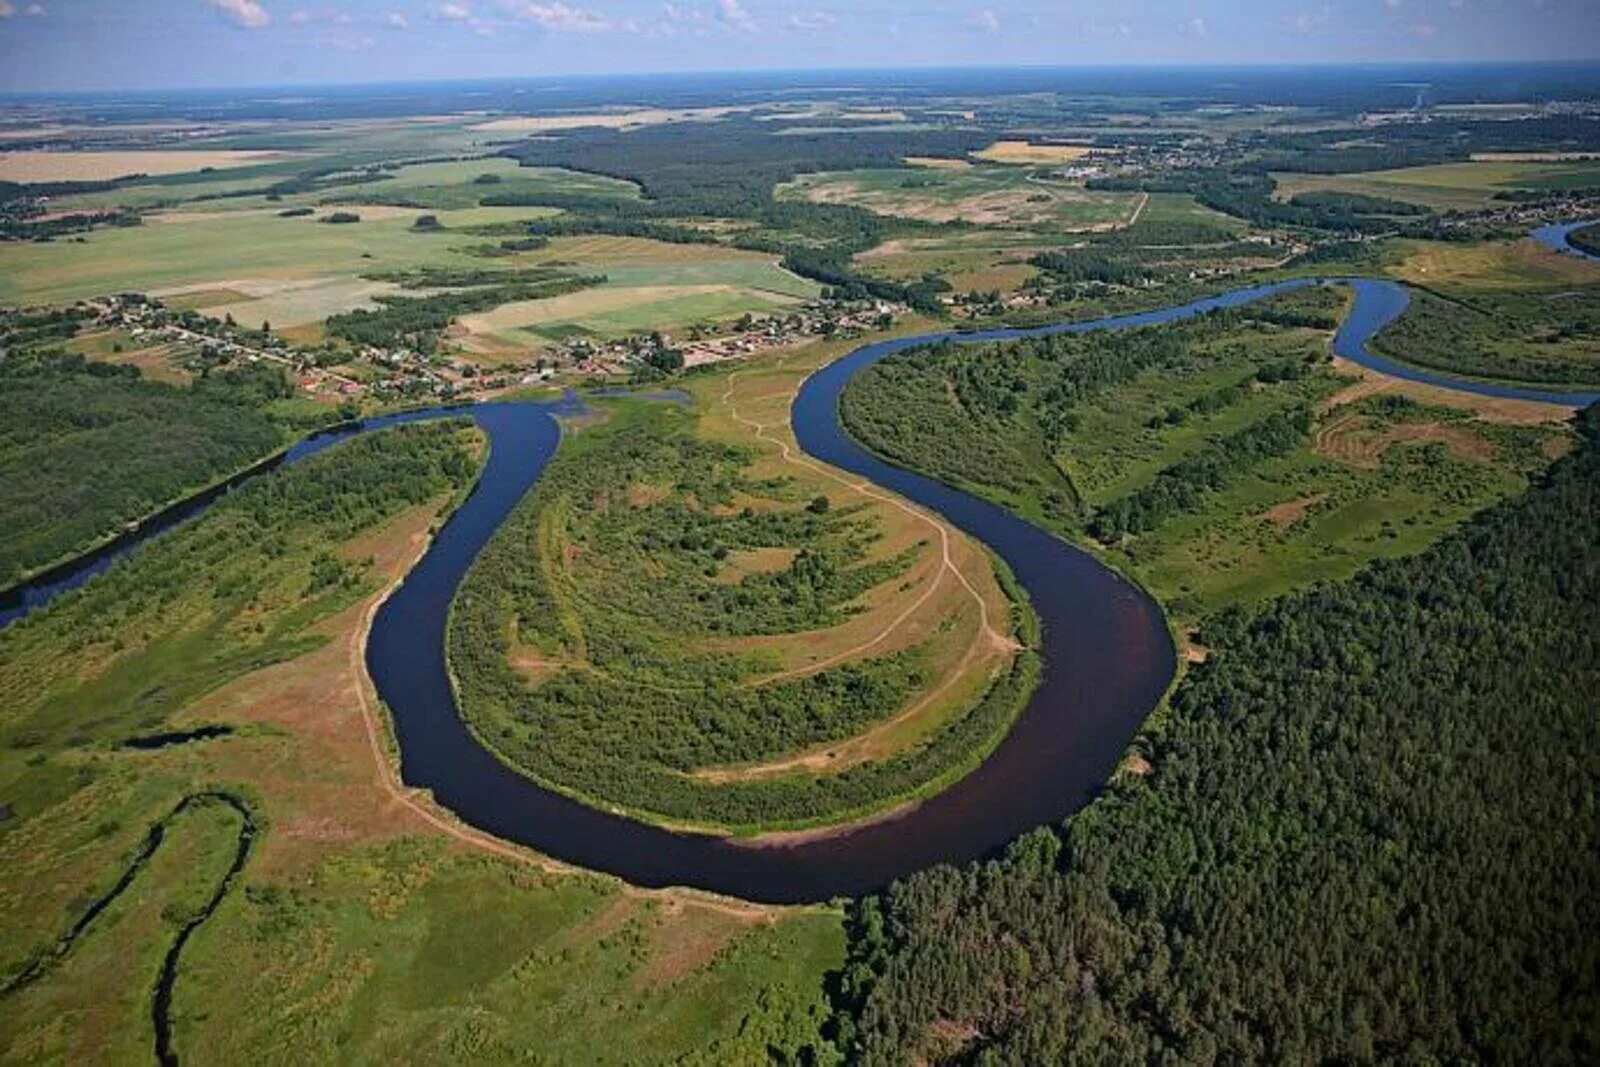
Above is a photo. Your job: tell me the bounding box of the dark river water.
[5,252,1597,902]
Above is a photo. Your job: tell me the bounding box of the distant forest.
[829,405,1600,1064]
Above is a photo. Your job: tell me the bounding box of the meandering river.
[6,236,1597,902]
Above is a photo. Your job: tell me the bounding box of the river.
[5,239,1597,902]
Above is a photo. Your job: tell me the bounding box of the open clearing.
[456,236,820,357]
[779,165,1139,230]
[0,489,840,1062]
[0,149,296,182]
[1273,159,1600,211]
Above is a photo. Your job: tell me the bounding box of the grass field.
[840,289,1571,623]
[851,193,1243,295]
[778,165,1140,231]
[0,424,842,1064]
[455,236,821,357]
[0,149,298,182]
[972,140,1098,165]
[1272,159,1600,211]
[1370,237,1600,388]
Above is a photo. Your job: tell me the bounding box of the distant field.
[779,165,1139,230]
[0,149,296,182]
[1272,159,1600,211]
[973,140,1097,165]
[457,238,818,356]
[0,209,478,320]
[0,158,624,329]
[469,106,748,133]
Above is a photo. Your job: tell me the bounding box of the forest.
[0,350,312,588]
[828,404,1600,1065]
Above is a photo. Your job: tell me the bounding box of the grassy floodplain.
[449,331,1031,833]
[1372,235,1600,389]
[0,421,843,1064]
[839,285,1573,623]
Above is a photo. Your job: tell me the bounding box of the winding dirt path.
[691,361,1019,782]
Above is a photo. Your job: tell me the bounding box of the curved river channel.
[5,246,1597,903]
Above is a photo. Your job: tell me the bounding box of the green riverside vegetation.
[448,400,1037,830]
[0,350,320,588]
[828,404,1600,1064]
[840,286,1566,617]
[1371,284,1600,388]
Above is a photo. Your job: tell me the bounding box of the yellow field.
[974,140,1097,165]
[904,155,973,170]
[0,149,294,182]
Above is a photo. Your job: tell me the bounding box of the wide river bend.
[5,256,1597,903]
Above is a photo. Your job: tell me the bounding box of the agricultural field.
[777,165,1141,231]
[454,236,819,358]
[972,140,1099,165]
[840,286,1573,621]
[450,333,1029,832]
[0,150,299,182]
[1272,158,1600,212]
[0,422,840,1065]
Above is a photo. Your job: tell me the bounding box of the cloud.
[386,10,409,28]
[437,2,471,18]
[1186,15,1208,36]
[501,0,613,31]
[787,10,835,31]
[966,8,1000,32]
[1287,5,1332,33]
[715,0,753,31]
[205,0,270,28]
[25,2,43,12]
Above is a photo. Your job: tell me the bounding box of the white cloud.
[386,10,409,28]
[1287,5,1332,33]
[25,2,43,12]
[715,0,753,31]
[205,0,271,28]
[1186,15,1208,36]
[437,2,471,19]
[787,10,834,31]
[501,0,613,32]
[966,8,1000,32]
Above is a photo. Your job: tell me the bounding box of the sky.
[1,0,1598,94]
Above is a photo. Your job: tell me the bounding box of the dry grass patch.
[0,150,293,182]
[1326,356,1576,425]
[974,140,1096,164]
[1315,413,1496,470]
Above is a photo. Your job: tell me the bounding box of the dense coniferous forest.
[0,352,305,587]
[828,406,1600,1065]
